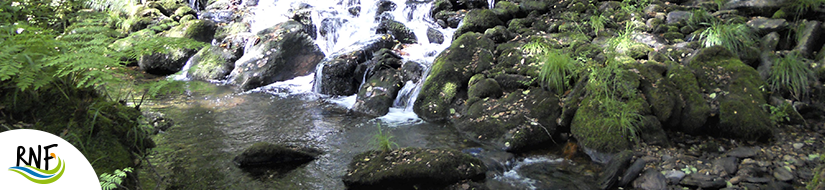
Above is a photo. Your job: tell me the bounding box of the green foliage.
[370,123,398,152]
[100,167,132,190]
[585,62,644,142]
[699,21,758,58]
[791,0,825,19]
[681,165,698,174]
[763,104,790,125]
[0,24,60,91]
[713,0,727,11]
[590,14,606,36]
[768,52,815,100]
[686,9,715,29]
[522,38,553,56]
[85,0,134,15]
[609,21,638,52]
[538,50,578,95]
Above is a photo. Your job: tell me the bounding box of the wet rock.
[165,19,218,43]
[686,46,772,141]
[680,173,727,189]
[139,46,198,75]
[666,11,693,25]
[315,35,398,95]
[352,50,404,117]
[414,32,494,122]
[598,150,633,190]
[375,0,396,18]
[793,20,823,58]
[632,169,667,190]
[747,17,788,34]
[229,21,325,91]
[188,46,239,81]
[724,0,786,16]
[664,170,686,184]
[427,27,445,44]
[459,88,560,151]
[727,146,760,158]
[401,61,424,83]
[289,4,317,40]
[517,159,599,190]
[233,142,321,167]
[244,0,259,6]
[455,9,504,38]
[461,148,513,174]
[342,148,487,189]
[377,19,417,44]
[773,166,794,181]
[619,158,649,187]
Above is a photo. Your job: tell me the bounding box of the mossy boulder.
[686,46,772,140]
[666,64,711,133]
[172,6,196,21]
[214,22,250,41]
[454,9,504,38]
[352,50,404,117]
[188,46,238,81]
[632,63,679,123]
[571,96,646,154]
[514,0,553,14]
[460,88,560,151]
[165,19,218,43]
[377,19,417,44]
[468,75,503,99]
[232,142,322,167]
[483,25,515,43]
[342,148,487,189]
[492,1,521,21]
[413,32,495,122]
[229,21,325,91]
[138,46,198,75]
[315,35,398,95]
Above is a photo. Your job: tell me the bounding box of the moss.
[188,46,234,80]
[571,97,631,153]
[414,32,495,122]
[508,17,535,35]
[663,32,685,41]
[772,9,787,19]
[468,77,503,99]
[492,1,520,21]
[455,9,504,38]
[666,64,710,133]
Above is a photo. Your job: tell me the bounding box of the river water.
[147,0,601,189]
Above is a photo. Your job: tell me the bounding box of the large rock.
[342,148,487,189]
[746,17,788,35]
[232,142,322,167]
[377,19,417,44]
[314,35,398,95]
[229,21,325,91]
[352,50,404,117]
[413,32,495,122]
[454,9,504,38]
[665,64,710,134]
[188,46,239,81]
[724,0,786,16]
[632,169,668,190]
[686,46,772,141]
[597,150,633,190]
[793,20,823,58]
[459,88,561,152]
[165,19,218,43]
[138,46,198,75]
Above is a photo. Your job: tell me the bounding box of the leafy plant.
[764,104,791,125]
[714,0,727,11]
[370,123,398,152]
[681,165,698,174]
[590,14,606,36]
[522,38,553,56]
[768,51,815,100]
[100,167,133,190]
[698,21,758,58]
[537,50,578,95]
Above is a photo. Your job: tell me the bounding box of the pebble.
[663,170,686,184]
[727,147,759,158]
[773,166,794,181]
[793,143,804,149]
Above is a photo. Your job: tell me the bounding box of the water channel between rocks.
[139,82,599,189]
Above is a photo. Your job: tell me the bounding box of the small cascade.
[169,57,195,81]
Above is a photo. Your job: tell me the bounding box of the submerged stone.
[232,142,322,167]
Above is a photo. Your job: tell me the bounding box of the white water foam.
[493,156,567,190]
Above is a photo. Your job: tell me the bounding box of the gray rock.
[244,0,258,6]
[632,169,667,190]
[773,166,794,181]
[664,170,686,184]
[793,20,823,58]
[747,17,788,34]
[138,47,198,75]
[427,27,444,44]
[598,150,633,190]
[233,142,321,167]
[229,21,325,90]
[761,32,780,52]
[619,158,649,186]
[666,11,693,25]
[188,46,239,81]
[352,50,404,117]
[314,35,398,95]
[377,19,417,44]
[713,156,739,176]
[745,176,772,183]
[727,146,760,158]
[680,173,727,189]
[724,0,786,16]
[401,61,424,83]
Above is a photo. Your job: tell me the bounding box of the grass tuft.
[370,123,398,152]
[768,51,816,100]
[698,21,758,58]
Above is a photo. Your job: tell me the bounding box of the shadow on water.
[138,81,469,189]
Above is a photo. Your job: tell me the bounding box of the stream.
[143,0,602,189]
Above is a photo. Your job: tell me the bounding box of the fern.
[100,167,133,190]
